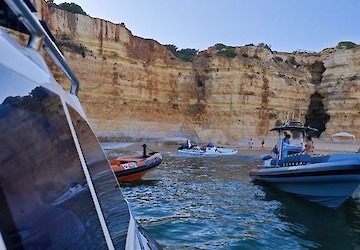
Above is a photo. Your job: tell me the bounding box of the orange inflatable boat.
[110,144,162,182]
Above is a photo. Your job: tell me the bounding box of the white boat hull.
[178,147,237,155]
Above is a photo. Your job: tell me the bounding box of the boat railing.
[3,0,79,95]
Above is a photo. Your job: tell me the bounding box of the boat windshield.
[0,73,129,248]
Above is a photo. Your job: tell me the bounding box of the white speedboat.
[178,141,238,155]
[0,0,161,249]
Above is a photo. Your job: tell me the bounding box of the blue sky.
[53,0,360,52]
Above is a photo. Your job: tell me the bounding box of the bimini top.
[269,121,318,134]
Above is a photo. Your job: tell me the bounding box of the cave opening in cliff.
[304,92,330,137]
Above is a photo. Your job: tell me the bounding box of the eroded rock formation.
[34,0,360,143]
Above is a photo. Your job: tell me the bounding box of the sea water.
[117,151,360,249]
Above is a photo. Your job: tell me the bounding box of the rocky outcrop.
[34,1,360,142]
[317,47,360,139]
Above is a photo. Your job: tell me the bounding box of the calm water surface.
[113,149,360,249]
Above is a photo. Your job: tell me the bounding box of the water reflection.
[0,86,106,248]
[111,150,360,249]
[120,179,161,188]
[263,186,360,249]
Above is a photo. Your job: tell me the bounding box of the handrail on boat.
[4,0,80,95]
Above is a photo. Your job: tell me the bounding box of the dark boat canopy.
[270,121,318,134]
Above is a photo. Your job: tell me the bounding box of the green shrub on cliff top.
[215,43,227,51]
[165,44,198,62]
[48,1,87,15]
[222,47,237,58]
[214,43,237,58]
[336,41,358,50]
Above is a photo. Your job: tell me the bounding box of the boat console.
[281,144,303,158]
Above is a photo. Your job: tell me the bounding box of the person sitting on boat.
[178,139,192,150]
[283,133,291,145]
[271,145,279,156]
[303,135,315,156]
[281,133,291,157]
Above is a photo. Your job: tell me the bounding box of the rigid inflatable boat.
[110,145,162,182]
[249,121,360,208]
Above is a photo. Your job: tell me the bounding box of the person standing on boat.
[303,136,314,156]
[281,133,292,157]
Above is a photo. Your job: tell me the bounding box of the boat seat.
[270,158,279,166]
[262,154,273,160]
[311,154,331,163]
[297,154,312,164]
[272,153,312,166]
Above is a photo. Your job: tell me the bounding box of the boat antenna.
[278,130,283,159]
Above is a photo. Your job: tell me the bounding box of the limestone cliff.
[35,0,360,143]
[319,48,360,139]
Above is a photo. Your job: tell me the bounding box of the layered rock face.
[35,1,360,143]
[319,48,360,139]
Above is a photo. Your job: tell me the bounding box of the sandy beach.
[234,137,360,155]
[107,137,360,156]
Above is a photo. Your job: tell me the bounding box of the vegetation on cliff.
[215,43,237,58]
[336,41,358,50]
[322,41,358,52]
[165,44,198,62]
[57,33,89,57]
[47,1,87,15]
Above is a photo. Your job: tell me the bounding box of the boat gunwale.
[112,153,162,177]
